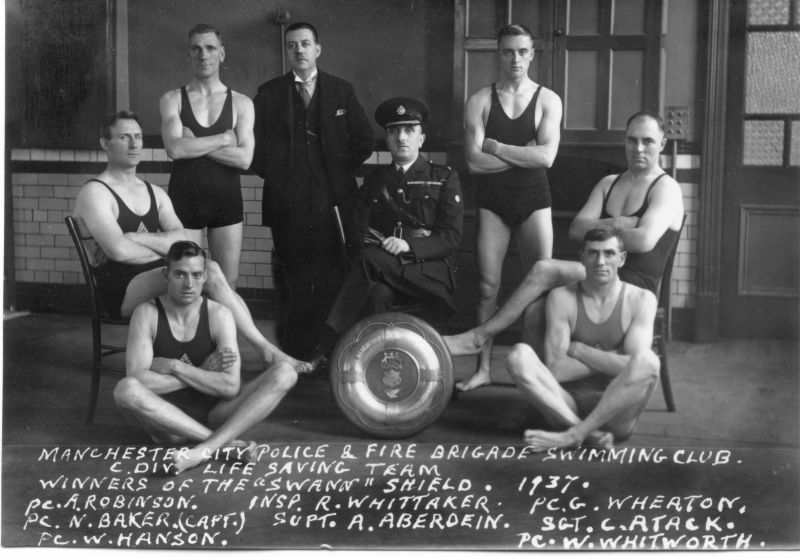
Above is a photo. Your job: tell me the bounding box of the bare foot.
[290,358,314,375]
[523,427,583,452]
[171,446,214,474]
[226,440,259,462]
[444,329,485,356]
[268,352,313,375]
[456,367,492,392]
[583,431,614,449]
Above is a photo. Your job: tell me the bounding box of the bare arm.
[570,175,683,252]
[483,88,562,169]
[622,289,657,355]
[123,186,188,256]
[568,342,630,377]
[203,93,255,170]
[569,176,639,242]
[464,89,512,174]
[544,287,592,381]
[159,89,237,161]
[169,304,241,399]
[617,177,683,253]
[125,303,186,393]
[75,182,162,265]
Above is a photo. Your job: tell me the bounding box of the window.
[453,0,664,144]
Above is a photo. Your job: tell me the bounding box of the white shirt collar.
[396,159,416,173]
[293,69,318,84]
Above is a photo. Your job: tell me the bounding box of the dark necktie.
[297,82,311,108]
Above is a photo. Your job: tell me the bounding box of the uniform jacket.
[353,156,464,291]
[252,70,374,228]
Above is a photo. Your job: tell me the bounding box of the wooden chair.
[653,214,686,412]
[65,216,128,425]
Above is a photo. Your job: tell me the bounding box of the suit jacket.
[252,70,374,228]
[353,156,464,292]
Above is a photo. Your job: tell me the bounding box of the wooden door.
[720,0,800,338]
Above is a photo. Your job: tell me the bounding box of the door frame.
[695,0,729,341]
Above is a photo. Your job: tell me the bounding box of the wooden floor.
[3,312,798,449]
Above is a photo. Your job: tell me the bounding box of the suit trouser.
[271,177,345,359]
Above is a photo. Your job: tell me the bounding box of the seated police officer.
[310,97,464,372]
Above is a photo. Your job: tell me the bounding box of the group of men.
[72,21,683,473]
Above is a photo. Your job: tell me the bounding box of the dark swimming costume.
[563,282,627,417]
[573,282,627,351]
[154,296,218,422]
[476,83,551,226]
[168,86,243,229]
[92,180,165,318]
[601,173,681,294]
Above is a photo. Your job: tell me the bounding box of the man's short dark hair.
[497,23,534,42]
[188,23,222,42]
[626,111,665,133]
[101,110,140,140]
[285,21,319,42]
[584,226,625,251]
[166,241,207,268]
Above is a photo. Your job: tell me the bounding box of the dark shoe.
[305,351,330,380]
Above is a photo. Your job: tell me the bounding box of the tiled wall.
[668,154,700,310]
[9,148,698,310]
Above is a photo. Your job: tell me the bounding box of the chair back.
[65,215,105,320]
[657,214,687,303]
[656,214,687,338]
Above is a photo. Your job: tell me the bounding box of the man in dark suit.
[310,98,463,370]
[252,21,374,359]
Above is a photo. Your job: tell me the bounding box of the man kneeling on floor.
[507,226,659,450]
[114,241,296,474]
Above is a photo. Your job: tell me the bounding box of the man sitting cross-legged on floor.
[114,241,297,474]
[72,110,309,374]
[506,226,659,450]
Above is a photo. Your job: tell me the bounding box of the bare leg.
[514,208,553,353]
[506,343,584,425]
[120,267,169,318]
[445,259,586,356]
[203,260,311,373]
[207,222,243,289]
[523,350,660,451]
[515,208,553,269]
[519,298,547,358]
[456,209,510,392]
[172,362,298,473]
[114,377,213,443]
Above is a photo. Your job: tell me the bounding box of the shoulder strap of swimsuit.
[611,282,626,320]
[529,84,543,132]
[576,281,587,322]
[637,172,668,215]
[154,297,167,335]
[143,181,157,212]
[531,84,542,110]
[490,83,499,105]
[644,173,668,198]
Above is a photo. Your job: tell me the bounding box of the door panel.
[721,0,800,338]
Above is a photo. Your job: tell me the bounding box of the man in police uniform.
[310,97,463,371]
